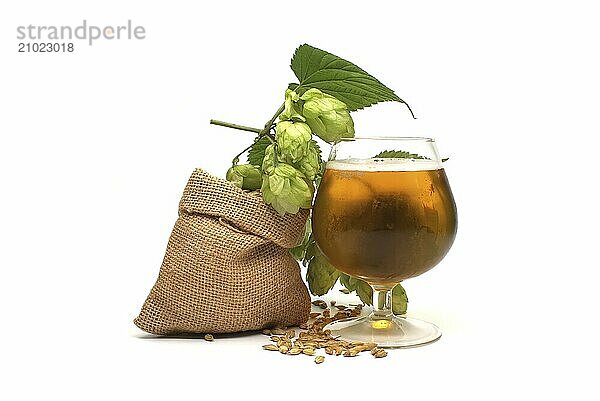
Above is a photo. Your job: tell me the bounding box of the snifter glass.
[312,137,457,348]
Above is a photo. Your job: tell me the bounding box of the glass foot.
[324,315,441,348]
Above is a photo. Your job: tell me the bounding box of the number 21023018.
[18,42,74,53]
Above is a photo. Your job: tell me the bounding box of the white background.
[1,1,599,399]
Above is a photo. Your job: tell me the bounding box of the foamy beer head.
[312,157,457,287]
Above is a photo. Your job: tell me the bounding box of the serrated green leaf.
[375,150,427,159]
[290,44,413,114]
[247,136,272,166]
[311,139,322,160]
[339,273,355,291]
[392,283,408,315]
[339,274,373,305]
[355,279,373,305]
[306,245,341,296]
[314,156,327,189]
[340,278,407,312]
[302,238,316,265]
[289,221,312,260]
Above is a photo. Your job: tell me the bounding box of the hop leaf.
[300,88,354,143]
[275,120,312,162]
[355,281,374,306]
[339,273,356,292]
[226,164,262,190]
[375,150,426,159]
[392,284,408,315]
[247,136,272,166]
[289,221,312,260]
[290,44,413,114]
[339,273,408,314]
[305,242,340,296]
[340,274,373,305]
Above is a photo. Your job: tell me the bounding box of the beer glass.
[312,137,457,347]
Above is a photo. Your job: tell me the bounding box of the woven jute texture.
[134,169,310,335]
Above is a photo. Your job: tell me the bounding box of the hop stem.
[209,100,286,136]
[209,119,262,134]
[212,97,288,167]
[259,102,286,135]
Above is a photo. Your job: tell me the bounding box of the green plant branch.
[212,97,287,166]
[209,119,262,134]
[259,102,286,136]
[210,96,288,137]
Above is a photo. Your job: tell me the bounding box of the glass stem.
[371,286,393,320]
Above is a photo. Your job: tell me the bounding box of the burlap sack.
[134,169,311,335]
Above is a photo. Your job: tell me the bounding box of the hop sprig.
[224,87,350,217]
[212,44,415,313]
[223,86,410,305]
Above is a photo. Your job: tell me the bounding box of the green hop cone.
[265,141,320,181]
[226,164,262,190]
[279,89,305,122]
[261,144,277,174]
[261,159,313,216]
[300,88,355,143]
[295,140,320,181]
[275,120,312,163]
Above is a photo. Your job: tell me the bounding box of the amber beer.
[313,159,457,287]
